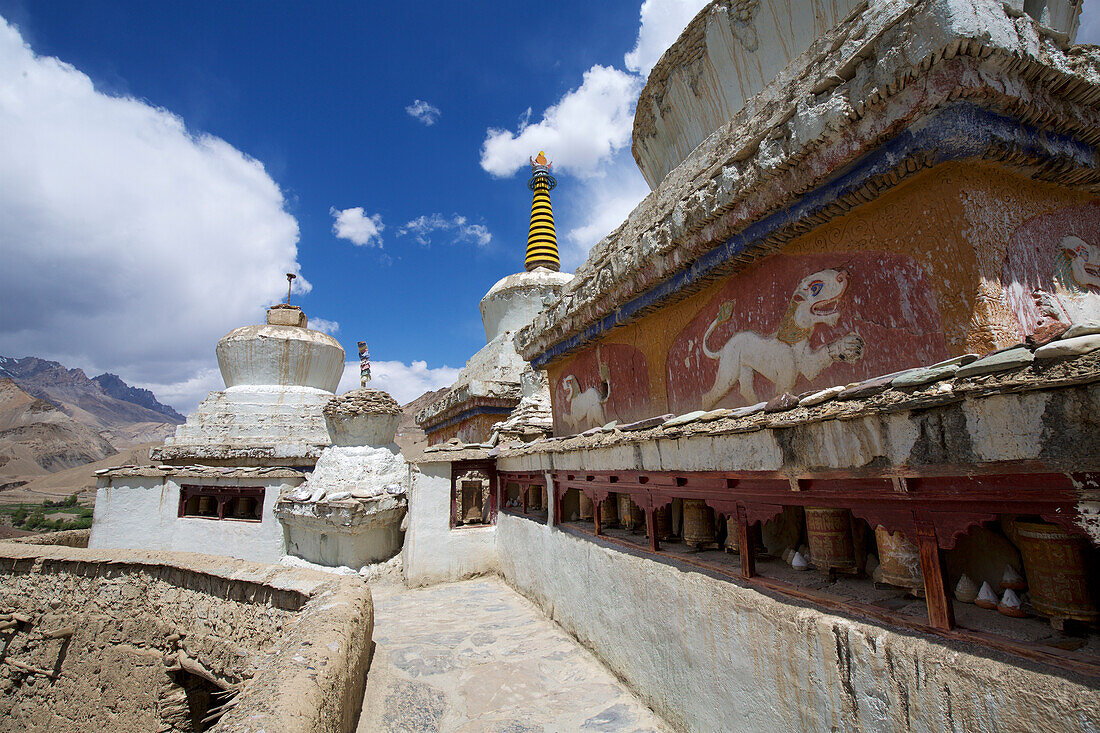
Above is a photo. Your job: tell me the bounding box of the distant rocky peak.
[92,372,184,422]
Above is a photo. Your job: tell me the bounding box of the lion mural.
[700,268,865,407]
[1002,202,1100,338]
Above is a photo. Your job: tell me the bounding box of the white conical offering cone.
[791,551,810,571]
[975,581,998,609]
[1001,564,1025,591]
[954,574,978,603]
[998,588,1027,617]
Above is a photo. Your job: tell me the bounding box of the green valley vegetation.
[1,494,92,532]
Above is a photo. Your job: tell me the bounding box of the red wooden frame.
[499,472,549,524]
[449,460,498,529]
[178,485,264,522]
[500,468,1096,642]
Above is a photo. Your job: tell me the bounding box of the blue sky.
[0,1,1097,411]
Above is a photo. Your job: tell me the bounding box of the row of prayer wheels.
[573,492,1097,625]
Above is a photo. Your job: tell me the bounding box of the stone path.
[357,576,671,733]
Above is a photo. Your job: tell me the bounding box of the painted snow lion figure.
[561,362,610,433]
[701,268,864,407]
[1027,235,1100,330]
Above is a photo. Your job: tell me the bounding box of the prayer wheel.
[874,527,924,595]
[526,484,542,511]
[578,491,593,520]
[198,495,215,516]
[805,507,858,574]
[618,493,636,529]
[682,499,717,549]
[724,516,739,553]
[1015,521,1098,623]
[649,505,674,541]
[461,482,481,522]
[599,495,618,527]
[617,494,644,530]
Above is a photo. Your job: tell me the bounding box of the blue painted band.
[530,102,1095,368]
[423,405,516,434]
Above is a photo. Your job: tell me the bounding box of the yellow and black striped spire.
[525,151,560,272]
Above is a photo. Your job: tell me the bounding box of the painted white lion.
[700,268,865,407]
[1027,235,1100,329]
[561,373,609,433]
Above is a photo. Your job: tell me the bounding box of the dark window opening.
[179,486,264,522]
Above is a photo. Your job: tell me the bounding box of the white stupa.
[152,304,345,466]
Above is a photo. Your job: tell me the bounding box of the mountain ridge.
[0,355,184,432]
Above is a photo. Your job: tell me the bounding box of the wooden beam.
[647,509,660,552]
[916,518,955,631]
[736,505,756,579]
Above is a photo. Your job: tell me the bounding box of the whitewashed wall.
[497,514,1100,733]
[402,462,497,586]
[89,477,290,564]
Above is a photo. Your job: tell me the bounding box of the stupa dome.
[479,267,573,342]
[216,305,345,392]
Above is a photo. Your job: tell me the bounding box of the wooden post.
[522,484,529,515]
[550,479,560,527]
[915,519,954,631]
[736,505,756,578]
[489,474,498,523]
[647,508,660,552]
[593,498,602,536]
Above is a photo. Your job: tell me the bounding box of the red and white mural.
[667,252,947,412]
[1002,202,1100,337]
[553,343,650,433]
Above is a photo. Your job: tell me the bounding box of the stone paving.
[357,576,671,733]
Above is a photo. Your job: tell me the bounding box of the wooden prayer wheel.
[874,527,924,595]
[198,495,215,516]
[805,507,858,574]
[526,484,542,511]
[617,493,636,529]
[578,491,594,520]
[461,482,481,522]
[724,516,739,553]
[599,495,618,527]
[618,494,644,530]
[649,505,674,541]
[1015,521,1098,623]
[682,499,717,549]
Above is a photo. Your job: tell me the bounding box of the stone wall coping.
[95,465,308,479]
[497,350,1100,474]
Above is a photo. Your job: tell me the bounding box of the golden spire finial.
[525,152,559,272]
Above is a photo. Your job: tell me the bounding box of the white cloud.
[397,213,492,247]
[337,360,459,405]
[479,1,706,269]
[0,16,305,404]
[309,318,339,335]
[405,99,441,126]
[562,156,651,269]
[331,206,384,247]
[624,0,709,77]
[479,65,642,179]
